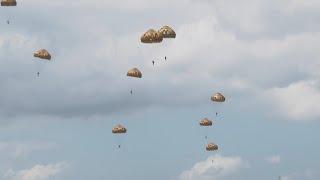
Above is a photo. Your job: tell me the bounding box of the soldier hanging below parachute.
[1,0,17,24]
[200,118,213,140]
[211,92,225,116]
[112,124,127,149]
[33,49,52,77]
[127,68,142,94]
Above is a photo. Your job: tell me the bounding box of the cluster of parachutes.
[141,26,176,43]
[199,92,226,152]
[112,25,176,148]
[2,1,227,153]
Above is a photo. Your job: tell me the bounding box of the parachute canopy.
[158,26,176,38]
[200,118,213,126]
[1,0,16,6]
[141,29,163,43]
[206,143,219,151]
[112,124,127,134]
[127,68,142,78]
[34,49,51,60]
[211,92,225,102]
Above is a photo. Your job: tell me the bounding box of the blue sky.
[0,0,320,180]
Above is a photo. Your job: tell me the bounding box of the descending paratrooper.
[211,92,225,116]
[112,124,127,149]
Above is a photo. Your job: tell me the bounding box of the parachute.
[127,68,142,78]
[1,0,16,6]
[141,29,163,43]
[112,124,127,134]
[112,124,127,149]
[200,118,213,126]
[34,49,51,60]
[158,26,176,38]
[206,143,219,151]
[211,92,225,102]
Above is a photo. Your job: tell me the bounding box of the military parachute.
[199,118,213,126]
[1,0,16,6]
[206,143,219,151]
[34,49,51,60]
[141,29,163,43]
[158,26,176,38]
[112,124,127,134]
[127,68,142,78]
[211,92,225,102]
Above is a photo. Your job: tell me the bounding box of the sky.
[0,0,320,180]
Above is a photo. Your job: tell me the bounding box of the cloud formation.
[179,155,248,180]
[264,80,320,121]
[3,162,69,180]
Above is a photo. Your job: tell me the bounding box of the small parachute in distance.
[141,29,163,43]
[206,143,219,151]
[127,68,142,78]
[34,49,51,60]
[211,92,225,102]
[112,124,127,134]
[200,118,213,126]
[1,0,16,6]
[158,26,176,38]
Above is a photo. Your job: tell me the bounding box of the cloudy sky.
[0,0,320,180]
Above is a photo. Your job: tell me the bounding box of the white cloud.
[3,162,69,180]
[179,155,248,180]
[266,155,281,164]
[264,80,320,121]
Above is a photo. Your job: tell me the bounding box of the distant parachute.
[1,0,16,6]
[127,68,142,78]
[141,29,163,43]
[200,118,213,126]
[112,124,127,134]
[206,143,219,151]
[34,49,51,60]
[158,26,176,38]
[211,92,225,102]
